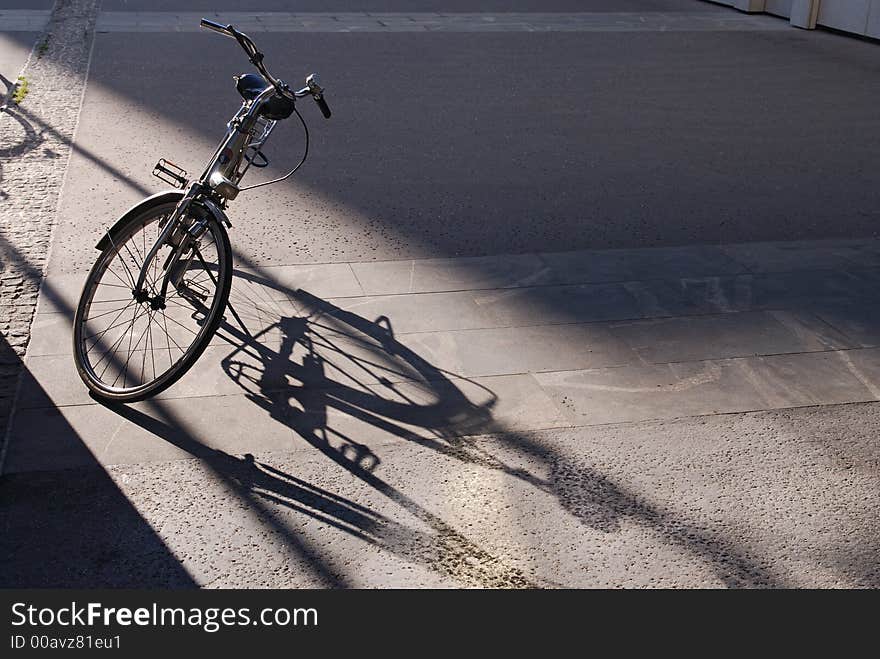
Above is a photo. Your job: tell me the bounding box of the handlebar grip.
[315,94,332,119]
[200,19,234,37]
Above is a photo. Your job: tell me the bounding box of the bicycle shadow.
[0,72,16,104]
[0,98,64,201]
[99,269,544,587]
[209,275,545,586]
[221,288,501,467]
[205,268,784,587]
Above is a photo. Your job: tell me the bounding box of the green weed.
[11,76,29,104]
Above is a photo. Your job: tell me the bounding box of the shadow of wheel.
[0,101,44,199]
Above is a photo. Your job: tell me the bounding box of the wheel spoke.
[159,308,187,354]
[84,300,137,346]
[113,308,153,387]
[95,302,147,377]
[103,264,134,290]
[119,305,148,386]
[85,300,136,324]
[160,307,177,362]
[90,282,132,290]
[120,241,144,285]
[160,310,200,337]
[148,311,157,382]
[87,297,136,304]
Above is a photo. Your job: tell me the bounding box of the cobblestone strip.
[0,0,98,447]
[92,11,789,33]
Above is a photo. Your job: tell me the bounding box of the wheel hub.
[132,288,166,310]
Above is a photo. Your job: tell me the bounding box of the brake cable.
[237,105,309,192]
[223,24,312,191]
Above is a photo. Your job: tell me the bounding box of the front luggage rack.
[152,158,189,189]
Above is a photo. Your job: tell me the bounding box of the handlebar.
[199,18,233,37]
[199,18,331,119]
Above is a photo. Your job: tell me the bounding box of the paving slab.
[325,289,502,334]
[238,262,365,299]
[25,243,880,438]
[27,295,301,357]
[26,321,609,407]
[26,312,69,356]
[470,282,647,327]
[535,351,879,426]
[286,372,570,446]
[34,271,85,315]
[812,302,880,349]
[3,392,298,474]
[351,253,549,295]
[7,367,569,472]
[394,322,640,377]
[34,263,359,314]
[36,252,880,343]
[539,245,747,285]
[832,348,880,397]
[618,278,728,317]
[350,245,754,295]
[721,239,880,274]
[324,282,648,334]
[20,343,263,408]
[656,270,875,315]
[608,309,853,364]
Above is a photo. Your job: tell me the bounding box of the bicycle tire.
[72,196,232,403]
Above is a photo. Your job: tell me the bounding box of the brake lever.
[314,95,332,119]
[306,74,332,119]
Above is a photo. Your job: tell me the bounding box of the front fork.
[133,187,209,310]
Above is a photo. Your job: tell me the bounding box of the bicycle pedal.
[152,158,189,189]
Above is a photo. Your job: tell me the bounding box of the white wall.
[817,0,879,36]
[765,0,795,17]
[710,0,880,37]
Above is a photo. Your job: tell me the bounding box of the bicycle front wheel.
[73,197,232,402]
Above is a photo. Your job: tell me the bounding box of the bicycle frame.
[131,82,311,305]
[123,18,329,309]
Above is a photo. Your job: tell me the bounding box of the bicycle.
[72,19,332,402]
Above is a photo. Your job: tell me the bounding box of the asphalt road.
[46,3,880,271]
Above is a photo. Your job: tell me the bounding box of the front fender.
[95,191,230,251]
[95,190,184,251]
